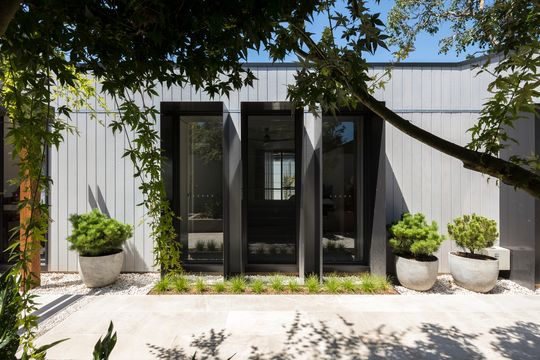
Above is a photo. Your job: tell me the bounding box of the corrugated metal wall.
[48,59,500,272]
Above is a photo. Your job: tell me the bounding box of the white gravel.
[31,272,160,296]
[395,274,538,295]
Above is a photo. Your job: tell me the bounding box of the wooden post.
[19,148,40,288]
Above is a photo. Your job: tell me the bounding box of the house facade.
[2,57,538,287]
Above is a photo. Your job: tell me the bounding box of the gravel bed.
[31,272,160,296]
[395,274,538,295]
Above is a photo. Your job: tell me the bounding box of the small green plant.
[324,275,341,293]
[447,214,498,255]
[250,279,265,294]
[389,213,444,259]
[359,273,376,293]
[194,278,206,293]
[359,274,391,294]
[287,279,300,293]
[229,276,246,293]
[0,269,21,358]
[195,240,206,252]
[155,276,171,292]
[67,209,133,256]
[305,274,320,293]
[173,276,190,293]
[270,275,285,292]
[341,278,357,293]
[213,281,226,293]
[93,321,117,360]
[206,240,218,252]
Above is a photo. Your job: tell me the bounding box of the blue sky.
[247,0,474,63]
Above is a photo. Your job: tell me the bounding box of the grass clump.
[287,279,301,293]
[305,274,320,293]
[270,275,285,292]
[250,279,265,294]
[155,276,171,292]
[324,275,341,293]
[213,281,226,293]
[359,273,391,294]
[229,276,247,293]
[173,275,190,293]
[341,277,357,293]
[194,278,206,293]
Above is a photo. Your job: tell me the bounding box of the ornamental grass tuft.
[250,279,265,294]
[229,276,246,293]
[270,275,285,292]
[213,281,226,293]
[194,278,206,293]
[324,275,341,293]
[173,275,190,293]
[305,274,320,293]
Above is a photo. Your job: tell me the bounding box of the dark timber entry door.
[244,114,300,266]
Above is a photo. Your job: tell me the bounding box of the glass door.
[245,115,298,264]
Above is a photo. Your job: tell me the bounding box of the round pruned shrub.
[447,214,498,255]
[67,209,133,256]
[389,213,444,259]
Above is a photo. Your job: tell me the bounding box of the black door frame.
[241,102,303,273]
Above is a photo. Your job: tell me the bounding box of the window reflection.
[322,116,364,263]
[179,116,223,262]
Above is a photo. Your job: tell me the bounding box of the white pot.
[448,252,499,293]
[395,255,439,291]
[78,250,124,288]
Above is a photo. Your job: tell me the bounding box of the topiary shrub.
[67,209,133,257]
[447,214,498,255]
[389,213,444,260]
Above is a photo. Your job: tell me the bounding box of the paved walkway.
[35,294,540,359]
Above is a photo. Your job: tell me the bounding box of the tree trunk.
[0,0,19,37]
[19,148,40,288]
[352,86,540,198]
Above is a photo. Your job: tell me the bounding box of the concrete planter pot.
[395,255,439,291]
[78,250,124,288]
[448,252,499,293]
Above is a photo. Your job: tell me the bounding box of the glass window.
[322,115,364,263]
[179,115,223,262]
[246,115,297,264]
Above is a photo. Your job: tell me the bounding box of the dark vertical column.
[500,110,539,289]
[299,110,322,279]
[365,114,387,276]
[223,108,243,276]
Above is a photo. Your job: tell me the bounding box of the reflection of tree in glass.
[190,121,222,163]
[283,175,295,199]
[322,118,346,151]
[203,198,223,219]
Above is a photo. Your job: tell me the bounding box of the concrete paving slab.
[35,294,540,359]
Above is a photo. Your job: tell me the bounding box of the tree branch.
[0,0,19,37]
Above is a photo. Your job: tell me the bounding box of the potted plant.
[447,214,499,293]
[67,209,132,288]
[389,213,444,291]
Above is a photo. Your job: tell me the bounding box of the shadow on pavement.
[147,312,540,359]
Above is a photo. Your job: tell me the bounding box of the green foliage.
[213,282,226,293]
[154,277,171,292]
[67,210,132,257]
[172,276,190,293]
[0,269,20,359]
[195,241,206,252]
[270,275,285,292]
[341,278,357,293]
[447,214,498,254]
[250,279,265,294]
[389,213,444,258]
[305,275,320,294]
[93,322,117,360]
[206,240,218,252]
[359,273,391,294]
[388,0,540,172]
[324,276,341,293]
[229,276,246,293]
[194,278,206,293]
[287,280,301,293]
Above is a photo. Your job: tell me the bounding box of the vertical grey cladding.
[49,60,500,272]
